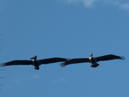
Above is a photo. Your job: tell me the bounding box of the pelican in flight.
[1,56,67,70]
[61,53,125,68]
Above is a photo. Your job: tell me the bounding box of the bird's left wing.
[38,57,67,64]
[95,54,125,62]
[1,60,32,67]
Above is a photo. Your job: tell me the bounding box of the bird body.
[30,55,40,70]
[61,53,124,68]
[1,56,67,70]
[32,59,40,70]
[88,53,99,67]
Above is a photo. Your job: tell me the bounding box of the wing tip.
[110,54,125,60]
[0,63,5,67]
[120,56,125,60]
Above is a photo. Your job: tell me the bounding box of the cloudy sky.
[57,0,129,9]
[0,0,129,97]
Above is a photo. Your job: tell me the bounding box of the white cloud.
[57,0,129,10]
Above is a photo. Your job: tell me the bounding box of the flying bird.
[61,53,125,68]
[1,56,67,70]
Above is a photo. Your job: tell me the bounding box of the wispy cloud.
[0,0,5,13]
[31,74,40,79]
[81,0,96,8]
[57,0,97,8]
[57,0,129,10]
[113,1,129,10]
[11,77,24,83]
[121,3,129,10]
[10,74,40,84]
[52,77,67,84]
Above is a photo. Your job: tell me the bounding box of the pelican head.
[30,55,37,60]
[89,53,93,57]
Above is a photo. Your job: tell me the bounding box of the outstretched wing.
[38,57,67,64]
[1,60,32,67]
[95,54,125,62]
[61,58,90,67]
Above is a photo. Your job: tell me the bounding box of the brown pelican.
[61,53,125,68]
[1,55,67,70]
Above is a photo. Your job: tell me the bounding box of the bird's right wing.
[1,60,32,67]
[61,58,90,67]
[38,57,67,64]
[95,54,125,62]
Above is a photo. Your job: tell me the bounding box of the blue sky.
[0,0,129,97]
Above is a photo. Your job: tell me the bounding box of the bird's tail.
[60,58,70,67]
[60,63,66,67]
[34,66,39,70]
[91,63,99,68]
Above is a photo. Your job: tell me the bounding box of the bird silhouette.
[1,55,67,70]
[61,53,125,68]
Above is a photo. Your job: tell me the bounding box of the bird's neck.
[89,55,92,58]
[33,58,36,61]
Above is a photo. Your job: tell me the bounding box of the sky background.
[0,0,129,97]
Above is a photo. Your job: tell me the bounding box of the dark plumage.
[1,55,67,70]
[61,53,125,68]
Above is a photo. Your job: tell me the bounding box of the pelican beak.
[30,55,37,59]
[30,56,35,59]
